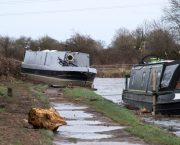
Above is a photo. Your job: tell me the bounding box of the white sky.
[0,0,169,46]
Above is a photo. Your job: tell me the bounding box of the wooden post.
[125,75,129,90]
[152,69,157,115]
[7,87,13,97]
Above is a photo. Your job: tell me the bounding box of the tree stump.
[28,108,66,131]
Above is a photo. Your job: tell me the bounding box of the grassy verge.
[40,129,54,145]
[0,81,53,145]
[0,84,7,97]
[29,84,49,107]
[29,83,54,145]
[64,87,180,145]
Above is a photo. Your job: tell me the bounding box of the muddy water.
[93,78,180,137]
[52,101,146,145]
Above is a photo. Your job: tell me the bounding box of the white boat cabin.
[23,50,90,67]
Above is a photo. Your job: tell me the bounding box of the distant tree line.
[0,0,179,65]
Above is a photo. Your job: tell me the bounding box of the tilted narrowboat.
[21,50,97,87]
[122,57,180,115]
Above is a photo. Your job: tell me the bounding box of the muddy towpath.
[0,81,53,145]
[46,87,148,145]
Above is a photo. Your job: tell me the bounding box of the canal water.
[93,78,125,104]
[93,77,180,137]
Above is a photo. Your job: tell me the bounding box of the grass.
[0,108,5,112]
[30,84,54,145]
[40,129,54,145]
[0,84,7,97]
[127,125,180,145]
[29,84,49,107]
[64,87,180,145]
[97,68,130,78]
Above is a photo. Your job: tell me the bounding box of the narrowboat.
[122,56,180,115]
[21,50,97,87]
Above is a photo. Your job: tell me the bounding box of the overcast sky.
[0,0,169,46]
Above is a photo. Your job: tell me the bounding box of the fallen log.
[28,107,66,131]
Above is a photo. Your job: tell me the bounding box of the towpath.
[46,87,148,145]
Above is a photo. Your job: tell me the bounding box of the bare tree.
[65,33,103,64]
[110,28,139,64]
[164,0,180,42]
[37,36,62,50]
[0,36,14,58]
[146,28,179,59]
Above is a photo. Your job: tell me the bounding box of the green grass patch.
[29,84,49,107]
[64,87,180,145]
[0,84,7,97]
[40,129,54,145]
[0,108,5,112]
[126,124,180,145]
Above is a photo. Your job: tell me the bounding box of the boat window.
[161,64,179,88]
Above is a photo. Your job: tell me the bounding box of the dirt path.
[46,87,148,145]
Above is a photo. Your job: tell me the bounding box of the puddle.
[51,102,87,110]
[58,125,124,133]
[60,110,93,120]
[54,142,142,145]
[52,102,144,145]
[52,103,124,141]
[59,132,112,140]
[66,120,102,125]
[143,117,180,136]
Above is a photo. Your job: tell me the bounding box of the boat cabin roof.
[128,60,180,92]
[23,50,90,67]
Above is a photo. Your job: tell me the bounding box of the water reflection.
[93,78,125,103]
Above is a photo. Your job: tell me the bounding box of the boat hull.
[122,90,180,115]
[21,68,96,88]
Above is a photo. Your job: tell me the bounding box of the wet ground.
[94,78,180,137]
[46,88,147,145]
[143,116,180,136]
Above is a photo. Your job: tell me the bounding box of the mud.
[0,82,51,145]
